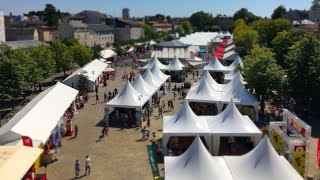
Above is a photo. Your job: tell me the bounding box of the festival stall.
[165,136,233,180]
[163,101,212,155]
[223,31,232,40]
[100,49,116,59]
[224,44,235,53]
[132,74,158,97]
[150,64,171,95]
[269,109,311,178]
[224,70,245,84]
[206,99,262,155]
[140,56,169,70]
[165,56,185,82]
[222,49,238,64]
[151,40,190,60]
[105,81,150,127]
[0,146,43,180]
[203,57,232,81]
[63,59,109,92]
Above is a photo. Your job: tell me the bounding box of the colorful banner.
[271,129,283,155]
[146,145,160,179]
[318,138,320,169]
[22,136,33,147]
[283,109,311,139]
[292,145,306,177]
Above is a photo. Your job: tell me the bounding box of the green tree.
[44,4,59,26]
[29,45,56,78]
[211,25,221,31]
[143,24,157,40]
[251,18,291,47]
[271,5,287,19]
[233,8,258,24]
[311,0,320,10]
[242,46,287,115]
[63,38,79,47]
[190,11,214,31]
[91,45,103,59]
[175,25,185,36]
[51,41,74,76]
[72,44,93,67]
[271,29,308,67]
[78,74,89,93]
[285,34,320,110]
[233,19,259,56]
[182,21,192,34]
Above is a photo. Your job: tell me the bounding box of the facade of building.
[36,26,56,43]
[0,12,5,42]
[70,10,112,24]
[88,24,114,48]
[147,19,173,33]
[5,28,39,41]
[306,11,320,22]
[122,8,130,20]
[282,10,309,22]
[111,18,144,40]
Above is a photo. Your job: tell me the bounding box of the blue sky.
[0,0,312,18]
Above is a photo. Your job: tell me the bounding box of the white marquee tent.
[141,69,163,88]
[163,101,212,153]
[224,136,303,180]
[0,82,78,147]
[224,70,245,84]
[224,44,235,53]
[222,49,238,62]
[206,99,262,155]
[191,70,222,91]
[167,56,185,71]
[106,81,149,110]
[63,59,108,91]
[141,56,169,70]
[132,74,157,97]
[186,77,221,103]
[165,136,233,180]
[178,32,217,46]
[203,57,236,74]
[150,64,170,84]
[100,49,116,59]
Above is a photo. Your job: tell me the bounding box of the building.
[282,9,309,22]
[36,26,56,43]
[87,24,114,48]
[5,28,38,41]
[306,10,320,22]
[70,10,112,24]
[0,12,5,42]
[122,8,130,20]
[146,19,173,33]
[110,18,144,40]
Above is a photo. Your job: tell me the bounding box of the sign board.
[22,136,33,147]
[147,145,160,179]
[283,109,311,140]
[292,144,306,177]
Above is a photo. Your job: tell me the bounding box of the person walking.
[104,123,109,136]
[75,160,80,178]
[74,124,78,138]
[96,94,99,104]
[85,156,91,175]
[173,90,176,99]
[192,71,195,79]
[196,70,199,78]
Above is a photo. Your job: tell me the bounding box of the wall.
[0,12,5,42]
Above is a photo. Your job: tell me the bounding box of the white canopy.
[141,69,162,88]
[100,49,116,59]
[191,70,222,91]
[186,77,221,103]
[224,136,303,180]
[167,56,185,71]
[141,56,168,70]
[132,74,157,96]
[106,81,149,110]
[150,64,170,84]
[165,136,233,180]
[0,82,78,146]
[224,70,245,84]
[187,56,203,62]
[223,49,238,62]
[203,57,231,73]
[0,146,43,180]
[178,32,217,46]
[224,44,235,53]
[224,31,231,37]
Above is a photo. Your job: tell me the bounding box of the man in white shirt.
[85,155,91,175]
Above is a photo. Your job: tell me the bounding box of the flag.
[22,136,33,147]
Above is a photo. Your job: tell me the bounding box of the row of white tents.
[140,56,185,71]
[203,56,242,74]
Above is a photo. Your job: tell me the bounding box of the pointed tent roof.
[223,49,238,61]
[163,101,211,135]
[165,136,233,180]
[203,57,231,73]
[227,56,243,71]
[150,64,170,83]
[206,99,261,135]
[186,77,221,103]
[141,69,162,88]
[224,136,304,180]
[191,70,223,91]
[106,81,149,108]
[224,31,231,37]
[187,56,203,62]
[224,70,245,84]
[132,74,157,96]
[218,31,224,37]
[141,56,168,70]
[167,56,185,71]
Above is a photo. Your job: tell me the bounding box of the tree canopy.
[190,11,217,31]
[233,8,258,24]
[311,0,320,10]
[271,5,287,19]
[71,44,93,67]
[51,41,74,76]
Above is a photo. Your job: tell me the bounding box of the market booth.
[149,64,171,95]
[203,57,231,83]
[222,49,238,65]
[206,99,262,156]
[164,136,304,180]
[0,146,43,180]
[63,59,108,92]
[105,81,150,127]
[140,56,169,71]
[165,56,186,82]
[163,101,212,155]
[224,70,245,84]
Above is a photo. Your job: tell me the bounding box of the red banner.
[22,136,33,147]
[318,138,320,169]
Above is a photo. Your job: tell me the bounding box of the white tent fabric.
[206,99,262,155]
[141,56,169,70]
[223,49,238,61]
[0,82,78,146]
[227,56,243,70]
[191,70,223,91]
[187,56,203,62]
[203,57,232,73]
[224,31,231,37]
[178,32,217,46]
[100,49,116,59]
[224,44,235,53]
[150,64,170,84]
[186,77,221,103]
[167,56,185,71]
[224,70,245,84]
[106,81,149,110]
[165,136,233,180]
[224,136,303,180]
[141,69,162,88]
[0,146,43,180]
[132,74,157,96]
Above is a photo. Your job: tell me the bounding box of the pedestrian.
[96,94,99,104]
[112,91,115,98]
[147,116,150,127]
[192,71,195,79]
[104,92,107,102]
[152,130,156,141]
[174,84,177,91]
[85,156,91,175]
[196,70,199,78]
[173,90,176,99]
[162,100,165,111]
[75,160,80,178]
[104,123,109,136]
[74,124,78,138]
[95,84,99,94]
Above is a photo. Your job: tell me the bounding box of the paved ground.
[45,65,320,180]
